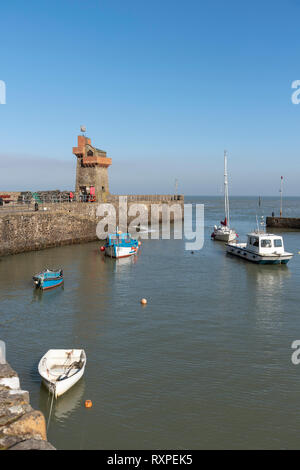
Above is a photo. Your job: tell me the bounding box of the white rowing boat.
[38,349,86,398]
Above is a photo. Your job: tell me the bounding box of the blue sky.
[1,0,300,195]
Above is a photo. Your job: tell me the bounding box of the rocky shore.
[0,344,55,450]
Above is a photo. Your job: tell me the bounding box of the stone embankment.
[266,216,300,229]
[0,196,184,257]
[0,343,55,450]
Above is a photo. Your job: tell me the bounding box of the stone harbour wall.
[0,210,98,257]
[266,216,300,229]
[0,357,55,450]
[0,198,184,257]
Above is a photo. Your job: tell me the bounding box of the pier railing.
[0,194,184,210]
[0,194,185,216]
[0,203,37,213]
[106,194,184,202]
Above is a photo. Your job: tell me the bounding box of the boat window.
[261,239,272,248]
[274,239,282,247]
[250,237,259,247]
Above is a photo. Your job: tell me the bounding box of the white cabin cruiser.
[212,151,237,242]
[226,232,293,265]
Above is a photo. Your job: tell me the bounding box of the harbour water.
[1,196,300,449]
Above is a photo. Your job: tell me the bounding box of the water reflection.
[32,284,64,303]
[248,265,290,290]
[39,378,85,423]
[114,253,140,272]
[245,264,291,331]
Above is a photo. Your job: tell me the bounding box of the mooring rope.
[46,385,55,433]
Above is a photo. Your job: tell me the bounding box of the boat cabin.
[106,232,134,247]
[247,233,285,255]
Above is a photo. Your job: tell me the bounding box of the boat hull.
[39,278,64,290]
[41,366,85,397]
[226,244,293,264]
[105,245,138,259]
[213,229,237,242]
[38,349,86,398]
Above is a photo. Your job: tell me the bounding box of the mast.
[280,176,283,217]
[224,150,230,227]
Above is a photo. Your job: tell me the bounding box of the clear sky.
[1,0,300,195]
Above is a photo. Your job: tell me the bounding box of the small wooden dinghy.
[38,349,86,398]
[33,269,63,290]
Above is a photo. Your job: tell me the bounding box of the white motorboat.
[212,151,237,242]
[38,349,86,398]
[226,231,293,265]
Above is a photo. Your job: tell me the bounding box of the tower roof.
[73,135,112,168]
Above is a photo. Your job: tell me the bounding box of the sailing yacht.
[211,151,237,242]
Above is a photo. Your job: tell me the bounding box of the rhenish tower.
[72,133,112,202]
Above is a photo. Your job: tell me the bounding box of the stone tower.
[73,135,112,202]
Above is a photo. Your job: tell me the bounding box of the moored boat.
[226,232,293,265]
[33,269,63,290]
[212,151,237,242]
[212,220,237,242]
[101,231,140,259]
[38,349,86,398]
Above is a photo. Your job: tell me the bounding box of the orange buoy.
[85,400,93,408]
[140,298,147,305]
[138,241,142,246]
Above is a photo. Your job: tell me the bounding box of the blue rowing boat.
[33,269,64,290]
